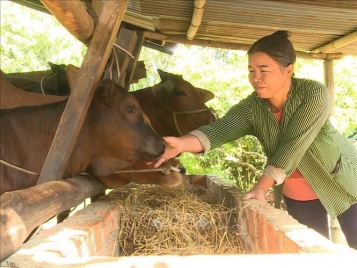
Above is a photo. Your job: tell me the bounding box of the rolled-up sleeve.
[263,165,286,185]
[189,130,211,153]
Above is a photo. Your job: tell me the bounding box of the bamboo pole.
[312,31,357,53]
[186,0,206,40]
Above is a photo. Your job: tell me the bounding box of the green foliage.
[0,1,86,72]
[1,1,356,192]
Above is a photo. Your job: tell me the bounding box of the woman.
[152,31,357,249]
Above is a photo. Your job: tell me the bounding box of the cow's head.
[86,80,165,176]
[151,69,216,136]
[40,62,71,96]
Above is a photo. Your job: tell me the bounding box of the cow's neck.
[64,123,94,178]
[133,88,178,136]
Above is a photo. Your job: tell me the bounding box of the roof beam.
[312,31,357,53]
[40,0,94,44]
[142,32,343,60]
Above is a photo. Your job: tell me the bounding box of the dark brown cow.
[6,62,70,96]
[0,80,165,195]
[0,70,68,109]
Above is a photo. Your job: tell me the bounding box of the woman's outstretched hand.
[151,136,183,168]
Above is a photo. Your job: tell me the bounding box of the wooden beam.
[141,31,344,60]
[166,35,252,51]
[295,52,343,60]
[187,0,206,41]
[37,0,129,184]
[40,0,94,44]
[0,175,105,262]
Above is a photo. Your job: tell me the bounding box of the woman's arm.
[153,134,204,168]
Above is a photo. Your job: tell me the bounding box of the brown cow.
[0,80,165,195]
[131,69,215,136]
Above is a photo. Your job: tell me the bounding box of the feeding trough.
[1,175,356,267]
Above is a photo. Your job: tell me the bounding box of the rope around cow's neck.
[0,159,180,177]
[0,159,39,176]
[115,166,180,175]
[40,75,47,94]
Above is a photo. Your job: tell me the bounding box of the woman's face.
[248,52,293,99]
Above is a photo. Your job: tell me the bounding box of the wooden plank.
[37,0,129,185]
[0,175,105,262]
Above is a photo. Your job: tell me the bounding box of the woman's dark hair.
[247,30,296,67]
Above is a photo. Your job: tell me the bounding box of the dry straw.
[114,184,244,256]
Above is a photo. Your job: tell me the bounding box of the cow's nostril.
[179,165,186,175]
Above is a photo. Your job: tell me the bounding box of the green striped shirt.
[194,78,357,217]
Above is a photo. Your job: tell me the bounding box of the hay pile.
[115,184,243,256]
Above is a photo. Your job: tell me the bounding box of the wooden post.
[324,59,335,114]
[323,60,346,245]
[37,0,129,185]
[0,175,105,262]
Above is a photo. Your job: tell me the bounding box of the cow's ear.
[66,64,80,91]
[157,69,167,80]
[48,62,56,71]
[95,80,114,107]
[198,88,215,102]
[157,69,183,82]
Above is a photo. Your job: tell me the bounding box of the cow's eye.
[126,104,136,113]
[175,90,186,96]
